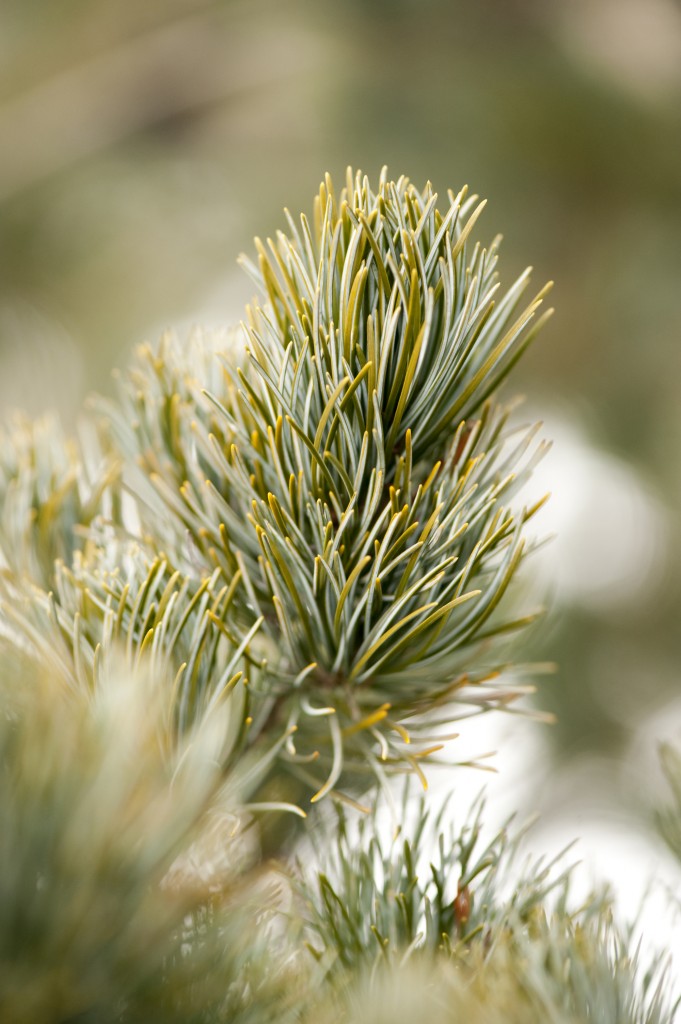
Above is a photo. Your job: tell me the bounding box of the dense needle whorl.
[0,169,554,802]
[179,168,554,794]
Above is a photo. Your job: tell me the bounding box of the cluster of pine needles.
[0,170,678,1022]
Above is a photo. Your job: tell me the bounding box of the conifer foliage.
[0,171,676,1022]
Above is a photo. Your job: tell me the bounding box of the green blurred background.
[2,0,681,842]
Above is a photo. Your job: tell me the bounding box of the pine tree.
[0,170,676,1022]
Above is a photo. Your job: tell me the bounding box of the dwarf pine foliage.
[0,170,677,1022]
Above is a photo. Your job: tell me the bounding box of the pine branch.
[298,790,572,969]
[0,167,678,1024]
[0,661,299,1024]
[94,170,554,801]
[0,413,117,590]
[299,791,674,1024]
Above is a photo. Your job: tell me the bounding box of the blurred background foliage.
[1,0,681,860]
